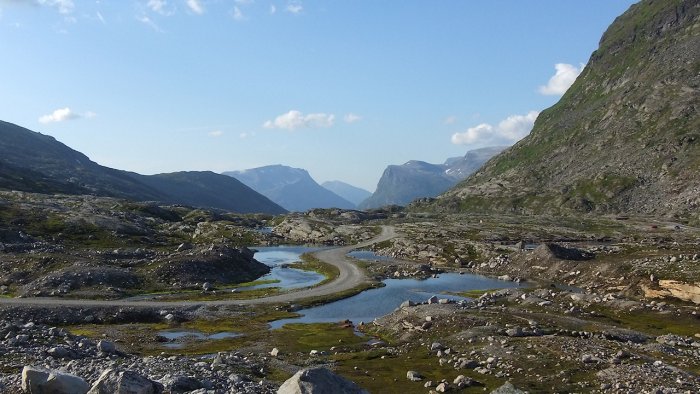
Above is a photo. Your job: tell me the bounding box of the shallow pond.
[158,330,242,349]
[249,246,325,290]
[269,272,526,329]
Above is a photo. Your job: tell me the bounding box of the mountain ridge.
[360,146,506,209]
[0,121,286,214]
[224,165,355,212]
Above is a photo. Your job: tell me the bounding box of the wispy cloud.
[269,4,276,14]
[538,63,583,96]
[343,113,361,124]
[146,0,172,15]
[208,130,224,137]
[137,14,162,32]
[186,0,204,14]
[38,107,94,124]
[443,115,457,125]
[263,110,334,130]
[231,5,244,21]
[285,0,302,14]
[451,111,539,146]
[37,0,74,15]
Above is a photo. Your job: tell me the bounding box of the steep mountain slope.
[321,181,372,206]
[0,121,285,214]
[428,0,699,221]
[224,165,355,212]
[360,147,505,209]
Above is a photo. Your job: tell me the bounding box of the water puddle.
[250,246,326,290]
[158,330,242,349]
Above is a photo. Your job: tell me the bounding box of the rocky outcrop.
[277,367,368,394]
[425,0,700,221]
[643,280,700,304]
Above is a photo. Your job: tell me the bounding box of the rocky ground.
[2,193,700,393]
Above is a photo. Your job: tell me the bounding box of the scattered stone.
[97,340,116,354]
[490,381,526,394]
[22,366,89,394]
[270,348,280,357]
[277,367,368,394]
[88,369,163,394]
[406,370,423,382]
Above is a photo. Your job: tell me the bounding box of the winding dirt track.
[0,226,397,308]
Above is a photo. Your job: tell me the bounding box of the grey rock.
[277,367,368,394]
[406,370,423,382]
[490,381,526,394]
[97,340,116,354]
[47,346,71,359]
[88,369,163,394]
[400,300,415,308]
[22,366,89,394]
[167,376,203,393]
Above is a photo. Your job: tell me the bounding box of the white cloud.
[208,130,224,137]
[285,0,302,14]
[147,0,172,15]
[451,111,539,146]
[443,115,457,125]
[137,14,162,32]
[37,0,74,15]
[38,107,82,124]
[269,4,276,14]
[344,113,361,124]
[232,5,244,20]
[538,63,583,96]
[95,11,105,24]
[186,0,204,14]
[263,110,335,130]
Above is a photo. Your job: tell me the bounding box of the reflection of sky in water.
[250,246,325,290]
[270,273,526,329]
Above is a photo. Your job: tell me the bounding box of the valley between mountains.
[1,0,699,393]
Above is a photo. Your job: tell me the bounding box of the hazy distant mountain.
[224,165,355,212]
[321,181,372,206]
[359,146,506,209]
[0,120,285,214]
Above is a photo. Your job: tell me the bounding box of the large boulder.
[88,369,163,394]
[277,367,368,394]
[22,366,89,394]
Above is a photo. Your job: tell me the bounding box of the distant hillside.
[360,146,505,209]
[224,165,355,212]
[131,171,286,214]
[423,0,699,222]
[0,121,286,214]
[321,181,372,206]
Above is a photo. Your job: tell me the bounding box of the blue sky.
[0,0,638,192]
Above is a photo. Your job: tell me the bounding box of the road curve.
[0,225,398,308]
